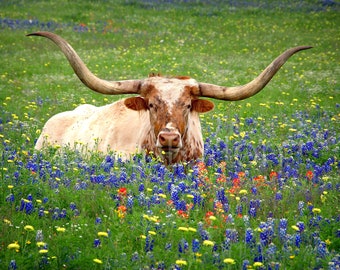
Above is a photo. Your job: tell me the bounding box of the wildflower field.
[0,0,339,269]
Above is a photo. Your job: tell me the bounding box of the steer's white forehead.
[144,77,199,108]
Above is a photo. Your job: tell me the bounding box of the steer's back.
[35,99,151,156]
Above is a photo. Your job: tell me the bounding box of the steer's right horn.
[198,46,312,101]
[27,31,142,95]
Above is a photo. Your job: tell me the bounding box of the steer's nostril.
[159,135,166,144]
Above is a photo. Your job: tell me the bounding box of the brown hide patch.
[124,97,148,111]
[192,99,214,113]
[140,82,160,97]
[184,85,200,96]
[149,73,162,77]
[147,74,191,80]
[175,75,191,80]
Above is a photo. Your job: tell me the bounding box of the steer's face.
[124,76,214,163]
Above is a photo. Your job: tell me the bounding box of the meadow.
[0,0,339,269]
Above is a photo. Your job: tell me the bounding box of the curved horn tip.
[26,31,54,37]
[293,45,313,51]
[26,32,42,37]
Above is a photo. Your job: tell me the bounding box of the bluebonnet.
[329,254,340,270]
[259,221,273,246]
[139,183,145,192]
[36,230,44,242]
[131,251,139,262]
[178,238,189,253]
[245,228,255,247]
[296,221,305,232]
[19,198,34,214]
[127,195,134,209]
[192,239,200,252]
[316,241,328,258]
[95,217,102,224]
[38,208,45,217]
[242,260,250,270]
[138,192,146,206]
[278,218,288,241]
[249,207,256,218]
[275,192,282,201]
[164,242,172,251]
[216,188,228,204]
[144,235,154,252]
[198,222,210,240]
[8,260,17,270]
[70,202,77,210]
[93,238,101,248]
[266,243,277,260]
[6,193,15,203]
[212,252,220,265]
[225,229,239,243]
[298,201,304,215]
[222,237,231,251]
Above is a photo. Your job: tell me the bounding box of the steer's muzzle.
[158,132,181,148]
[156,129,182,159]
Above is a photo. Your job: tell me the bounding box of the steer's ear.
[192,99,214,113]
[124,97,148,111]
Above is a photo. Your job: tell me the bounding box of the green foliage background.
[0,1,339,269]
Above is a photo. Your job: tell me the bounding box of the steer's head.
[27,31,312,163]
[124,76,214,163]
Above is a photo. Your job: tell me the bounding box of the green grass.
[0,1,339,269]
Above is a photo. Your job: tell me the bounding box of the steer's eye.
[148,103,154,109]
[186,104,191,109]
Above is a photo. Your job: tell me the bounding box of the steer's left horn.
[27,31,142,95]
[199,46,312,101]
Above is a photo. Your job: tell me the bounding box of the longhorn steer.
[28,32,311,164]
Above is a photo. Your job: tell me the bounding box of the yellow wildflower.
[223,258,236,264]
[56,227,66,233]
[176,259,187,266]
[97,231,108,237]
[239,189,248,195]
[291,225,300,232]
[312,208,321,214]
[188,227,197,232]
[93,258,103,264]
[203,240,214,246]
[158,193,167,199]
[24,225,34,231]
[7,242,20,250]
[149,216,159,222]
[325,239,332,245]
[4,219,12,225]
[254,261,264,267]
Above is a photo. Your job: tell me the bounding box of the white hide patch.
[165,122,177,131]
[146,77,199,110]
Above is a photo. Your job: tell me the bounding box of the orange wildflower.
[306,170,314,180]
[269,171,278,179]
[118,187,127,196]
[177,210,189,219]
